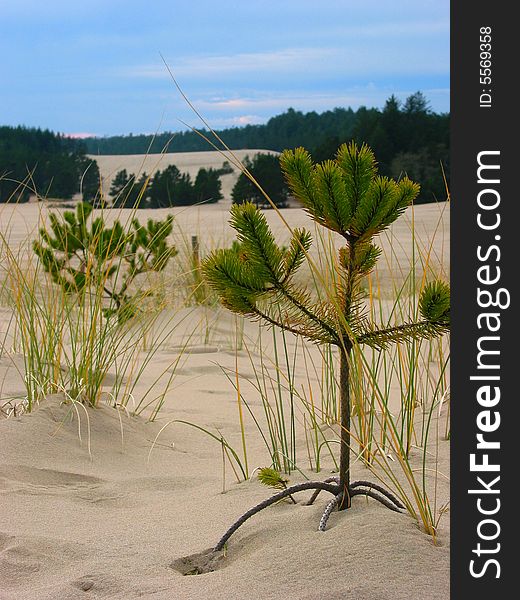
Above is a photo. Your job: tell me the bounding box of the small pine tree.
[216,160,234,175]
[202,142,450,550]
[110,169,132,199]
[33,202,177,323]
[231,153,288,208]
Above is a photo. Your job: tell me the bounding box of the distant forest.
[86,92,449,203]
[0,126,99,203]
[1,92,449,205]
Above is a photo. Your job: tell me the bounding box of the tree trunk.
[338,344,351,510]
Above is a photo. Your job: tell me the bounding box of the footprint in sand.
[0,465,104,493]
[0,465,142,509]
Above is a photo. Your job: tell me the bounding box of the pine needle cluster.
[203,142,450,352]
[33,202,177,322]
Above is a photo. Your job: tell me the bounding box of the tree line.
[0,126,100,203]
[84,92,449,204]
[2,92,448,205]
[0,125,227,207]
[108,164,224,208]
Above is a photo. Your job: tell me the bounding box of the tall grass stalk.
[1,237,65,411]
[219,328,295,474]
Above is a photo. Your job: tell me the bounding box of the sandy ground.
[1,193,449,291]
[0,197,450,599]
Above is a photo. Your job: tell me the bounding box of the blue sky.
[0,0,449,137]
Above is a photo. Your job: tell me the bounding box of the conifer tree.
[232,153,288,208]
[194,167,223,204]
[80,158,104,206]
[33,202,177,323]
[109,169,132,199]
[202,142,450,550]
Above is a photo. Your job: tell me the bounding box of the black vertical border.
[451,2,515,596]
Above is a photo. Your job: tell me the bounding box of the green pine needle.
[258,467,290,491]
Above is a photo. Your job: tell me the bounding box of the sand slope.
[0,359,449,600]
[0,199,449,290]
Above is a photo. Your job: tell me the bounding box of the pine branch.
[281,228,312,283]
[280,148,327,226]
[351,176,398,239]
[252,303,337,344]
[312,160,352,237]
[251,306,308,338]
[356,319,450,350]
[230,203,284,283]
[335,142,376,215]
[274,282,340,344]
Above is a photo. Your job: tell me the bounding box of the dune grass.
[0,195,195,421]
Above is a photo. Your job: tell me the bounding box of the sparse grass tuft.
[0,193,191,422]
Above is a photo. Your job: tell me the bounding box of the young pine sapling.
[33,202,177,323]
[202,142,450,551]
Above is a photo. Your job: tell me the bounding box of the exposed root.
[213,478,405,551]
[305,476,340,506]
[350,487,403,513]
[214,481,340,552]
[317,480,404,531]
[318,493,342,531]
[350,480,405,510]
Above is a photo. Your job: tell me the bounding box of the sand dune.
[0,199,449,291]
[90,149,276,200]
[0,198,450,599]
[0,349,449,600]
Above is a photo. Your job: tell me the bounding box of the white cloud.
[121,47,335,80]
[119,39,447,85]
